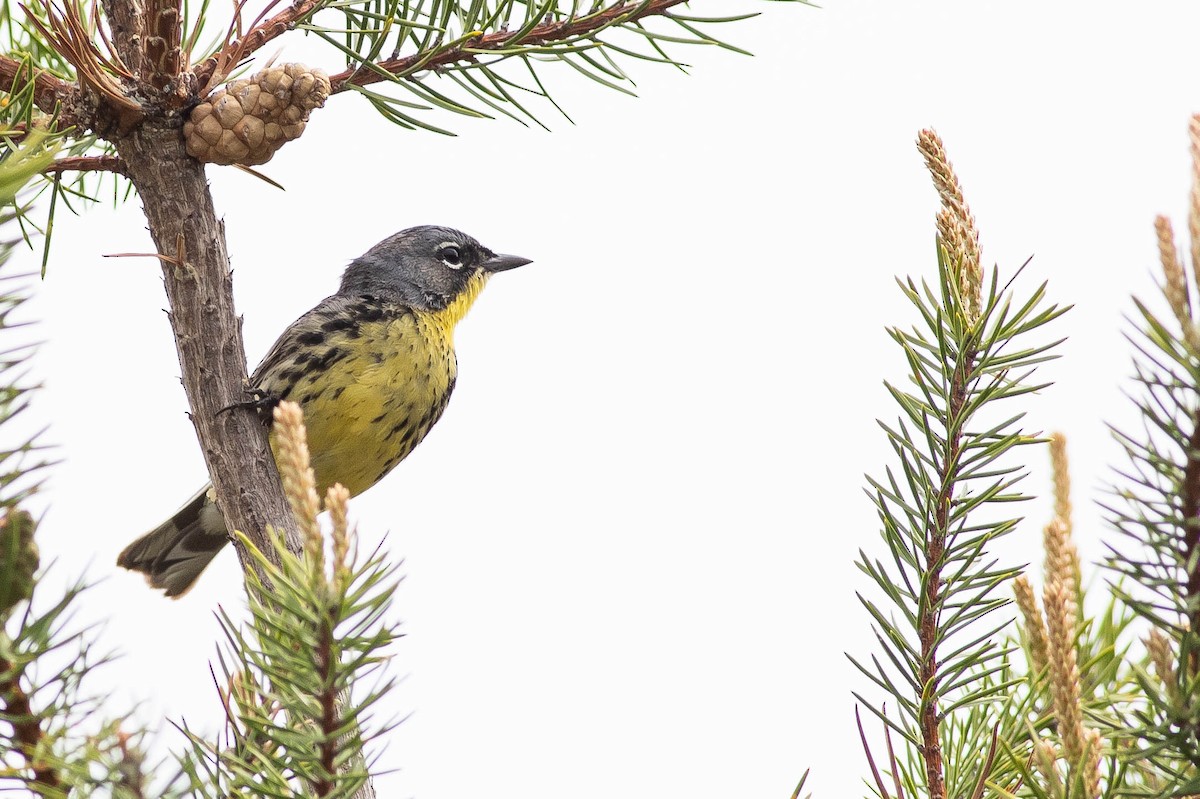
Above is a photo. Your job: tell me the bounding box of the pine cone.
[184,63,331,166]
[0,508,38,614]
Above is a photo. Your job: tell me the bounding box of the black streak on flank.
[314,347,347,371]
[375,453,404,484]
[384,419,409,441]
[297,330,325,347]
[321,316,358,334]
[275,369,305,396]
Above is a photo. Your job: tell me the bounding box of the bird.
[117,225,531,597]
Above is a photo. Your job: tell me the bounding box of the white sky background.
[12,0,1200,796]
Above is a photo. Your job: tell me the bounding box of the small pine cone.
[0,508,38,614]
[184,63,330,166]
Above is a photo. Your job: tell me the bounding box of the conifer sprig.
[179,401,401,798]
[1103,113,1200,790]
[0,0,801,213]
[851,129,1066,799]
[0,139,161,797]
[1000,437,1160,799]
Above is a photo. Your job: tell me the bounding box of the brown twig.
[1180,140,1200,647]
[915,352,962,799]
[912,129,983,799]
[191,0,688,95]
[44,154,128,174]
[210,660,241,741]
[21,0,135,91]
[191,0,314,91]
[912,249,970,799]
[916,335,970,799]
[189,0,285,94]
[1182,415,1200,643]
[19,0,146,134]
[315,615,336,796]
[334,0,689,90]
[0,656,62,791]
[0,54,73,114]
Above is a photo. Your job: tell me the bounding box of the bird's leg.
[217,386,281,421]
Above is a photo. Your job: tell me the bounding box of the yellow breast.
[269,272,489,498]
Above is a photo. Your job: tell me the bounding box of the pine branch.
[0,151,167,796]
[994,441,1167,797]
[190,0,329,89]
[917,334,970,799]
[19,0,146,132]
[0,570,169,795]
[0,53,72,113]
[328,0,691,92]
[316,614,337,797]
[1102,115,1200,782]
[43,154,127,173]
[192,0,697,95]
[179,404,399,798]
[1182,410,1200,638]
[851,130,1066,799]
[0,655,62,792]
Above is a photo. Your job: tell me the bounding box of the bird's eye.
[439,245,463,268]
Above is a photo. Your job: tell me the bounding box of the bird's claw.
[217,387,280,419]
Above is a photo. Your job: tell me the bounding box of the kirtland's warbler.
[118,225,531,597]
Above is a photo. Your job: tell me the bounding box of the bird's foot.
[218,387,280,420]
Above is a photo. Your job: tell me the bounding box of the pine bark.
[116,106,375,799]
[104,0,370,791]
[114,120,302,582]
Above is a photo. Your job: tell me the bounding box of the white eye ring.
[438,242,464,269]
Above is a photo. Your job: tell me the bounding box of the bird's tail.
[117,484,230,598]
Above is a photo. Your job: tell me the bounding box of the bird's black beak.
[483,252,533,273]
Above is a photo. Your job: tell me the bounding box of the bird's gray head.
[338,225,531,309]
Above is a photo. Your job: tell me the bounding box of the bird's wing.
[250,294,349,389]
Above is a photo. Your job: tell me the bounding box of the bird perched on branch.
[118,225,531,597]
